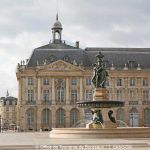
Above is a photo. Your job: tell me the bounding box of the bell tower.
[51,13,63,43]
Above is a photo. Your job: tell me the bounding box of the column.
[37,77,41,104]
[79,77,83,101]
[51,78,55,105]
[65,110,70,127]
[51,109,56,128]
[66,77,70,104]
[36,107,41,131]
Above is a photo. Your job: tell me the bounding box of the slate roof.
[0,96,17,105]
[86,48,150,69]
[26,42,150,69]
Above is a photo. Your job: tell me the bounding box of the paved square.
[0,132,150,150]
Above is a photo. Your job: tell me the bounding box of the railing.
[129,101,138,105]
[26,101,36,105]
[41,101,52,105]
[142,101,150,105]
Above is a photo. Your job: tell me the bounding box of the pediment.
[44,60,84,71]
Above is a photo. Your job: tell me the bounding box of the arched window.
[116,108,125,127]
[56,108,65,127]
[26,109,35,130]
[129,107,139,127]
[56,86,64,102]
[70,108,79,127]
[41,109,51,129]
[144,108,150,127]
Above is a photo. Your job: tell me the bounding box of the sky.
[0,0,150,97]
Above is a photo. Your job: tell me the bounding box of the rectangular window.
[6,107,9,111]
[143,90,149,101]
[43,78,49,85]
[130,90,136,100]
[106,79,109,87]
[130,78,136,86]
[71,78,77,85]
[117,78,122,86]
[86,78,91,86]
[143,78,148,86]
[28,90,34,102]
[117,90,122,100]
[28,77,33,85]
[43,90,49,101]
[86,90,92,100]
[71,90,78,102]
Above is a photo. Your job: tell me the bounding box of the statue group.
[92,52,108,88]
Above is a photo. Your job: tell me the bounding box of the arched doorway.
[129,107,139,127]
[56,108,65,128]
[144,108,150,127]
[116,108,125,127]
[70,108,79,127]
[26,108,35,130]
[41,108,51,131]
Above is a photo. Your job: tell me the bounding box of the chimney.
[75,41,79,48]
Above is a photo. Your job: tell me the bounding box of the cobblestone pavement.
[0,132,150,150]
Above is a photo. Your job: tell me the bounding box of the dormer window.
[128,61,136,69]
[48,55,57,63]
[63,56,70,62]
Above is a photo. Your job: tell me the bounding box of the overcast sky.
[0,0,150,97]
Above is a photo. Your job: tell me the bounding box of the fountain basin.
[50,127,150,138]
[77,100,124,108]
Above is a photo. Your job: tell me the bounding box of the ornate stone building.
[0,94,17,130]
[16,16,150,131]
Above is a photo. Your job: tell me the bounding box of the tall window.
[43,90,49,101]
[86,78,91,86]
[70,109,79,127]
[116,90,123,100]
[71,90,77,102]
[42,109,50,126]
[26,109,34,130]
[143,78,148,86]
[130,78,136,86]
[130,90,136,100]
[28,77,33,85]
[56,108,65,127]
[86,90,92,100]
[129,108,139,127]
[71,78,77,85]
[43,78,49,85]
[117,78,122,86]
[28,90,34,102]
[56,87,64,102]
[143,90,149,101]
[144,108,150,126]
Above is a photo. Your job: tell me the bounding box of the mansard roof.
[27,42,91,68]
[86,48,150,69]
[26,43,150,69]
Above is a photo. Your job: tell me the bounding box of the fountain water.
[50,52,150,138]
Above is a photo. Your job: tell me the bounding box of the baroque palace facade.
[16,16,150,131]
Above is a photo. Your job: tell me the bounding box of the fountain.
[50,52,150,138]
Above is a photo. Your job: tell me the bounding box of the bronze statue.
[92,52,108,88]
[91,110,104,124]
